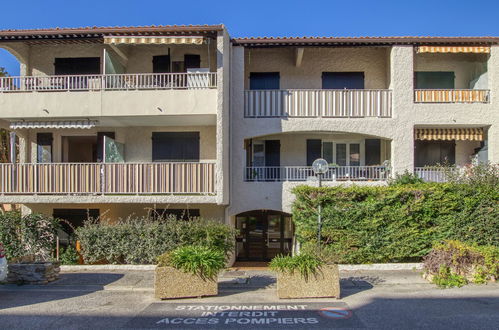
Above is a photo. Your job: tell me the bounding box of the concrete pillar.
[215,28,231,205]
[390,46,415,175]
[486,46,499,163]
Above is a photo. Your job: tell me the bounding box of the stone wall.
[7,262,60,284]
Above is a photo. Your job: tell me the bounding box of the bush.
[75,216,236,264]
[389,170,425,185]
[158,245,226,280]
[0,212,60,261]
[423,240,498,288]
[292,182,498,264]
[59,246,80,265]
[269,254,324,280]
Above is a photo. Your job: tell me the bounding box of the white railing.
[245,166,390,182]
[244,89,392,118]
[414,167,458,183]
[0,162,216,195]
[414,89,489,103]
[0,73,217,92]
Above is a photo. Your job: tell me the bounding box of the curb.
[62,263,423,272]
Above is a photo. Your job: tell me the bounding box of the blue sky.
[1,0,498,75]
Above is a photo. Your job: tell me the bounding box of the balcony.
[0,162,215,195]
[414,167,457,183]
[414,89,489,103]
[245,166,390,182]
[244,89,392,118]
[0,73,217,92]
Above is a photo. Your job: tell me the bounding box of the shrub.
[158,245,226,280]
[0,211,60,261]
[423,240,498,288]
[75,216,236,264]
[59,246,80,265]
[389,170,425,185]
[292,182,498,264]
[269,254,324,280]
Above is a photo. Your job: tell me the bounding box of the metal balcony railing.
[0,162,216,195]
[244,89,392,118]
[0,72,217,92]
[244,166,390,182]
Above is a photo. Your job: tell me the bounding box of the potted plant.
[270,254,340,299]
[155,245,226,299]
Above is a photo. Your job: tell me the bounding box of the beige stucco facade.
[0,27,498,230]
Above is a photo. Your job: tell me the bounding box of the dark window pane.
[306,139,322,166]
[37,133,53,163]
[349,144,361,166]
[322,72,365,89]
[153,55,171,73]
[152,132,200,162]
[250,72,280,90]
[336,143,347,166]
[184,54,201,69]
[415,72,455,89]
[54,57,100,75]
[365,139,381,165]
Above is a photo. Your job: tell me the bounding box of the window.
[415,72,455,89]
[184,54,201,70]
[336,143,347,166]
[415,141,456,166]
[306,140,322,166]
[349,143,361,166]
[322,72,365,89]
[54,57,100,75]
[249,72,280,90]
[152,55,171,73]
[37,133,53,163]
[151,209,200,221]
[152,132,200,162]
[365,139,381,165]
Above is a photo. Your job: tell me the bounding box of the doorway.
[61,136,98,163]
[235,210,293,261]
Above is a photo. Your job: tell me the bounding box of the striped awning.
[10,120,98,130]
[415,128,484,141]
[416,46,490,54]
[104,36,205,45]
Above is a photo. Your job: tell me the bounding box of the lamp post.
[312,158,329,250]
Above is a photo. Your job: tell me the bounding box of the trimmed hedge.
[292,183,498,264]
[75,217,236,264]
[0,211,60,261]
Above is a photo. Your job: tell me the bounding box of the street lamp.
[312,158,329,249]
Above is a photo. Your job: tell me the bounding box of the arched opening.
[0,48,21,76]
[235,210,293,261]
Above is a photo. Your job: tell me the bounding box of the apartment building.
[0,26,497,263]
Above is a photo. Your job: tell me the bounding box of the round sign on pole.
[312,158,329,175]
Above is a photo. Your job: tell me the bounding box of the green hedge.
[292,183,498,264]
[75,217,236,264]
[0,211,60,261]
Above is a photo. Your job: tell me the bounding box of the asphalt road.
[0,270,498,329]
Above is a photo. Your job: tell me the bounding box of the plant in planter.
[155,245,226,299]
[270,254,340,299]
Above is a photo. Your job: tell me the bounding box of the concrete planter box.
[276,264,340,299]
[7,261,60,284]
[154,266,217,299]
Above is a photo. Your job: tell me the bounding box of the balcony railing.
[0,162,215,195]
[245,166,390,182]
[414,89,489,103]
[244,89,392,118]
[0,72,217,92]
[414,166,458,183]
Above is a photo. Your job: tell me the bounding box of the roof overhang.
[10,120,98,130]
[0,25,223,43]
[232,36,499,48]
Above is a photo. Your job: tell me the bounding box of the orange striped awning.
[416,46,490,54]
[414,128,484,141]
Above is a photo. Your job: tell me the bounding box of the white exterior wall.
[24,126,216,163]
[24,203,226,223]
[229,44,499,218]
